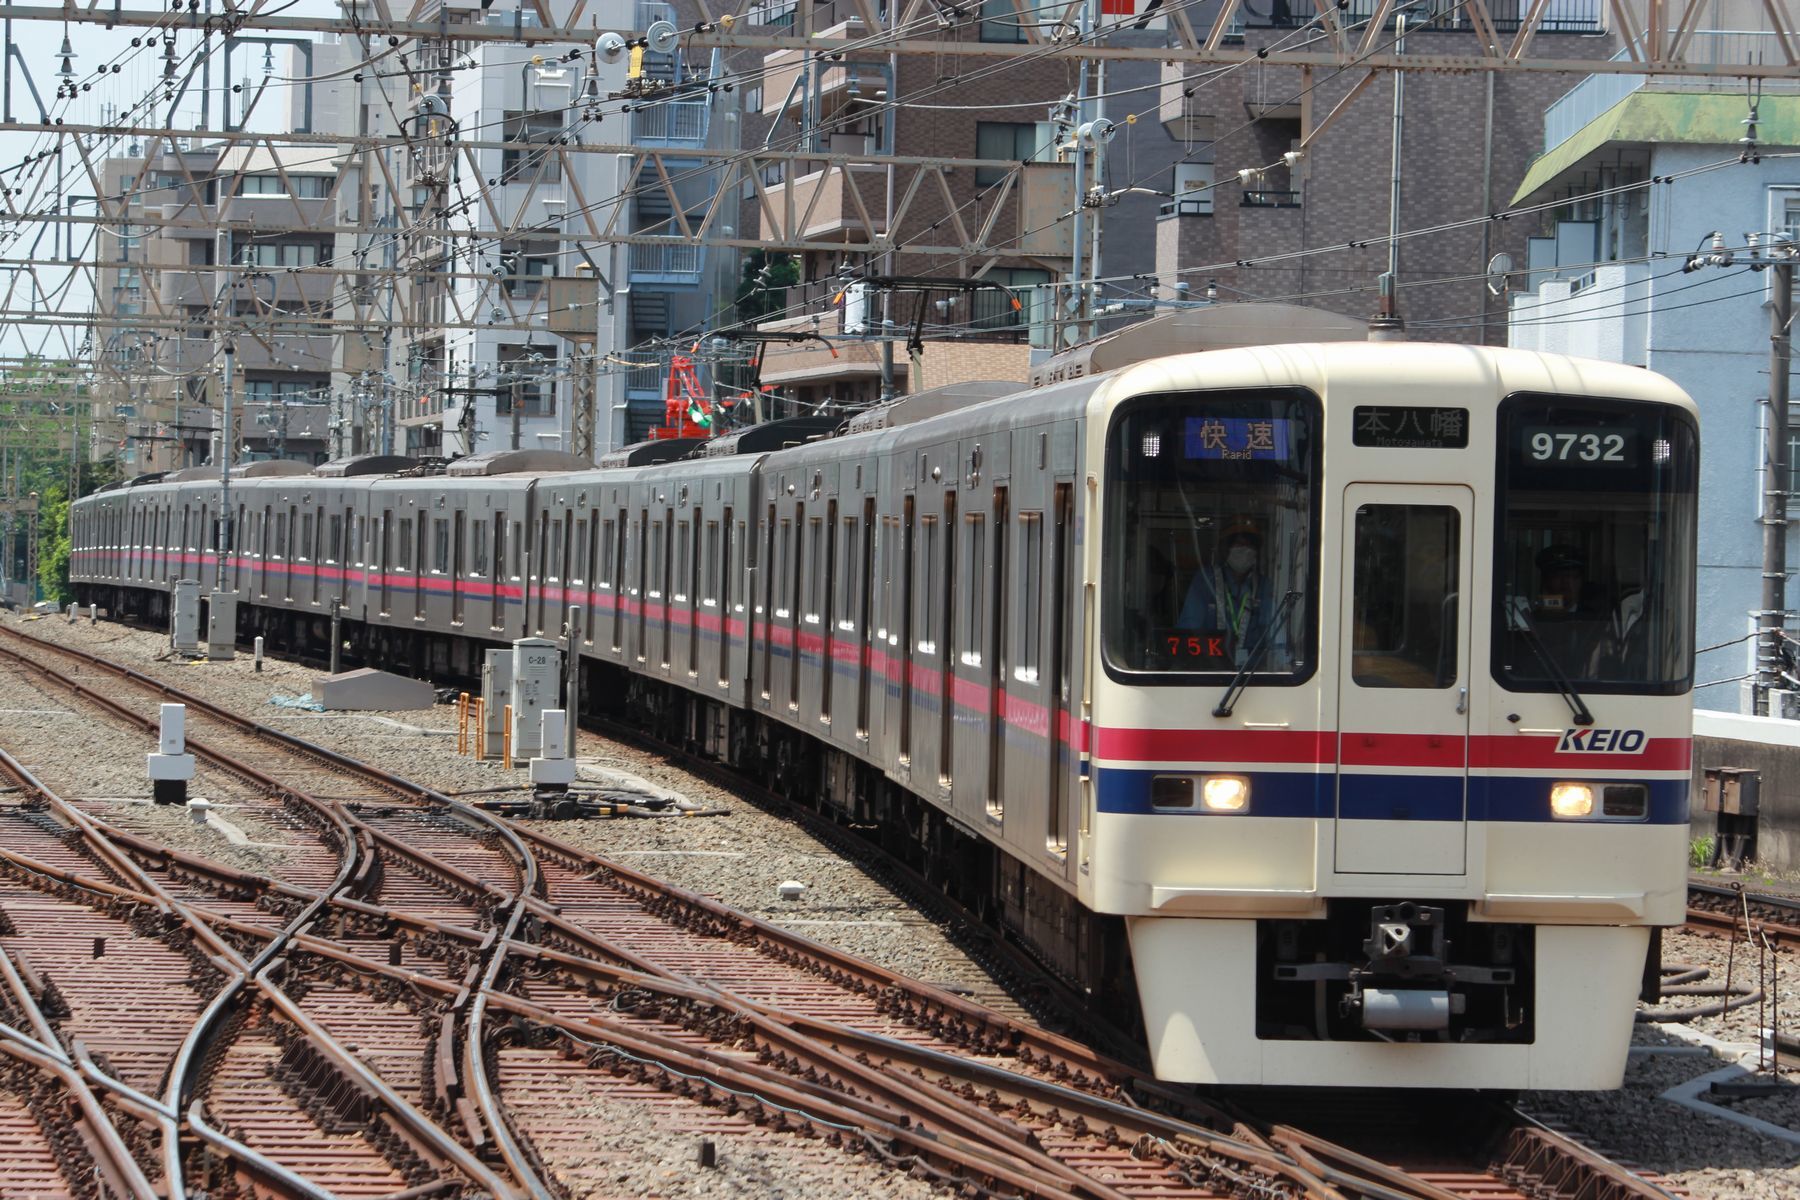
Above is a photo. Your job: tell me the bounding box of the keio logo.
[1556,728,1646,753]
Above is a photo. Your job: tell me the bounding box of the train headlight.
[1201,775,1250,813]
[1549,783,1595,819]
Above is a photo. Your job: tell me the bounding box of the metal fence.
[629,243,702,276]
[1543,34,1798,154]
[631,101,709,143]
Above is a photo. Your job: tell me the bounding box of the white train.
[71,305,1697,1088]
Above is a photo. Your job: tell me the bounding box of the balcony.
[1540,34,1799,158]
[1159,199,1212,219]
[1241,0,1598,32]
[778,164,889,242]
[631,100,709,146]
[628,242,704,286]
[1241,189,1301,208]
[761,20,886,119]
[221,194,332,228]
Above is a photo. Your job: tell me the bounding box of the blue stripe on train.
[1094,768,1689,824]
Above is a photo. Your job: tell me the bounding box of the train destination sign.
[1183,416,1293,461]
[1352,405,1469,449]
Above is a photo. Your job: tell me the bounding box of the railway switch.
[147,702,195,805]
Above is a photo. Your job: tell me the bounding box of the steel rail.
[0,949,161,1200]
[0,661,520,1198]
[0,622,1692,1200]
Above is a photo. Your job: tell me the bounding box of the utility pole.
[1374,14,1407,333]
[510,374,523,451]
[218,341,234,592]
[1757,251,1794,715]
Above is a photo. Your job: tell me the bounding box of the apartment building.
[1504,27,1800,711]
[92,142,336,472]
[1153,0,1622,339]
[313,0,631,461]
[727,1,1168,408]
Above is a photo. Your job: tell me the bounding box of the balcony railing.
[625,363,663,394]
[629,242,703,279]
[1159,199,1212,218]
[1236,0,1598,32]
[631,100,709,144]
[1241,190,1301,208]
[1542,33,1799,156]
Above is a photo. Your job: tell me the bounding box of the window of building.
[501,111,565,184]
[974,122,1046,188]
[498,239,558,296]
[978,0,1027,42]
[495,344,558,417]
[971,266,1051,330]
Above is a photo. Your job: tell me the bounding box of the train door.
[1334,484,1473,876]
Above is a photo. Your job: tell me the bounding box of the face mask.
[1227,545,1256,575]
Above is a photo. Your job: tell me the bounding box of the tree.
[734,251,799,326]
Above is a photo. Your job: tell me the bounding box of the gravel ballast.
[10,610,1800,1199]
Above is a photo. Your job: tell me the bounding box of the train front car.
[1088,342,1696,1089]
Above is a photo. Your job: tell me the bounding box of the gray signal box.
[510,637,560,759]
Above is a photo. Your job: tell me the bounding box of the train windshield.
[1493,395,1697,695]
[1103,389,1321,681]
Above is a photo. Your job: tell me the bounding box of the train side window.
[704,521,720,605]
[355,517,366,567]
[805,514,823,623]
[472,521,489,577]
[574,518,588,586]
[1018,512,1043,681]
[301,513,314,562]
[328,515,342,563]
[511,521,524,579]
[434,519,451,573]
[397,518,413,570]
[963,512,985,667]
[675,519,691,602]
[918,515,938,655]
[775,518,792,618]
[836,512,857,633]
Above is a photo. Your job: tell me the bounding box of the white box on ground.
[530,709,577,787]
[511,638,559,758]
[171,579,201,653]
[207,591,237,660]
[482,649,512,759]
[147,703,195,781]
[311,668,434,711]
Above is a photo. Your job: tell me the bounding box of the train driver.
[1177,521,1283,668]
[1531,543,1608,671]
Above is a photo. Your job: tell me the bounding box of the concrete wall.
[1692,711,1800,870]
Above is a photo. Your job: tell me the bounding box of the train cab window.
[1351,505,1460,689]
[1494,395,1698,694]
[1103,389,1321,681]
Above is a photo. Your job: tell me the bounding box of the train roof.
[1030,303,1369,388]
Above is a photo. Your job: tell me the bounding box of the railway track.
[1688,880,1800,946]
[0,619,1697,1200]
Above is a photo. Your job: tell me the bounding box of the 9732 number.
[1528,431,1626,463]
